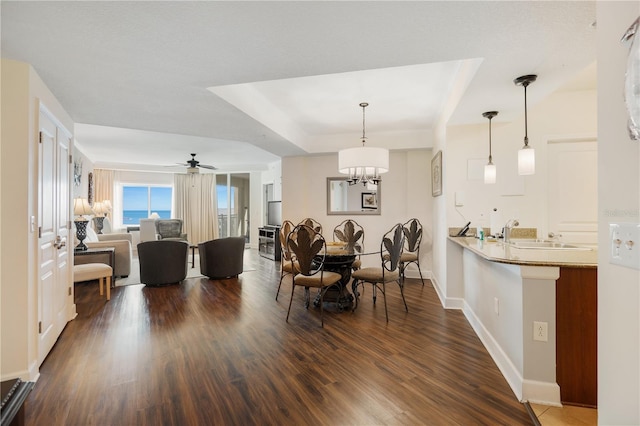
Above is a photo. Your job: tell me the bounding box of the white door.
[547,140,598,244]
[38,107,72,364]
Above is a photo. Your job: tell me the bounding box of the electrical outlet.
[494,297,499,315]
[533,321,548,342]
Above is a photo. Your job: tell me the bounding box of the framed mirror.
[326,177,381,215]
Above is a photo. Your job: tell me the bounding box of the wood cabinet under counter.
[556,267,597,408]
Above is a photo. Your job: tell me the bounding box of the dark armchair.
[138,240,189,286]
[198,237,245,279]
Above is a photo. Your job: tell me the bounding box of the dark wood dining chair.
[400,218,426,286]
[286,224,341,327]
[298,217,322,234]
[275,220,298,300]
[333,219,364,271]
[351,223,407,322]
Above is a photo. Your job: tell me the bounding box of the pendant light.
[482,111,498,184]
[338,102,389,186]
[514,75,537,175]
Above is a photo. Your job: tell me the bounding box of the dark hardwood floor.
[26,249,533,425]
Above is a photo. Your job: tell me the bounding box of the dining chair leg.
[351,280,361,312]
[286,283,296,322]
[381,282,389,322]
[398,279,408,312]
[372,284,377,305]
[319,289,325,327]
[276,271,285,300]
[416,262,426,286]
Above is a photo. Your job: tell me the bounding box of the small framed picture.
[431,150,443,197]
[361,192,377,209]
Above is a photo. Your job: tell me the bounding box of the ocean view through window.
[122,186,172,224]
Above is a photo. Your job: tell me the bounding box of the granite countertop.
[448,236,598,268]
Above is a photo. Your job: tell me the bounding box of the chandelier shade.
[338,147,389,174]
[338,102,389,185]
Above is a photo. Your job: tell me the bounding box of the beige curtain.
[174,173,218,244]
[93,169,114,206]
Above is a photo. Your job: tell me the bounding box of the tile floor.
[531,404,597,425]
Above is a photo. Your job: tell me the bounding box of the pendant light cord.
[523,83,529,147]
[488,115,493,162]
[361,102,368,146]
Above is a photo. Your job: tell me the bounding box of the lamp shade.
[92,202,107,216]
[484,163,497,184]
[73,198,94,218]
[338,146,389,175]
[149,212,161,219]
[518,145,535,175]
[102,200,112,211]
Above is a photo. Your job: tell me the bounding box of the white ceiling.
[1,1,597,173]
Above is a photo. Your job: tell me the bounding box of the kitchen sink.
[508,240,592,250]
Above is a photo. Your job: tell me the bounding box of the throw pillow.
[85,225,99,243]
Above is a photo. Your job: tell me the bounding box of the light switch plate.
[609,223,640,270]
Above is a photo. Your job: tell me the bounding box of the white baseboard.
[523,380,562,407]
[462,300,561,406]
[427,273,464,310]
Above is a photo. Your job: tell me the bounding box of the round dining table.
[311,242,373,312]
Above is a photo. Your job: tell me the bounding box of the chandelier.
[338,102,389,186]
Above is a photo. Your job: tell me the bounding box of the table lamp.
[73,197,94,251]
[92,202,107,234]
[102,199,112,216]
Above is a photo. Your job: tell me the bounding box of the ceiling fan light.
[518,145,535,175]
[484,162,496,184]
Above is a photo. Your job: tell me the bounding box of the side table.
[190,245,197,268]
[74,247,116,286]
[1,378,34,426]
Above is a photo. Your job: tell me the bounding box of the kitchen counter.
[448,236,597,268]
[445,236,598,406]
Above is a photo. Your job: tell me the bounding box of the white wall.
[1,59,74,380]
[446,89,597,236]
[597,2,640,424]
[282,150,432,273]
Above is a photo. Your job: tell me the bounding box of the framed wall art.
[431,150,442,197]
[361,192,378,209]
[87,172,94,205]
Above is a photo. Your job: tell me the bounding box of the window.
[216,173,250,240]
[122,186,172,225]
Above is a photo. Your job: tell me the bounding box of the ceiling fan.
[177,153,217,173]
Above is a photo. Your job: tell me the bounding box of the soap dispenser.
[476,214,485,241]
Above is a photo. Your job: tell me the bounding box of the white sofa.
[78,225,133,277]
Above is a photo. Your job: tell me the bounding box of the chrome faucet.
[548,232,563,241]
[503,219,519,244]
